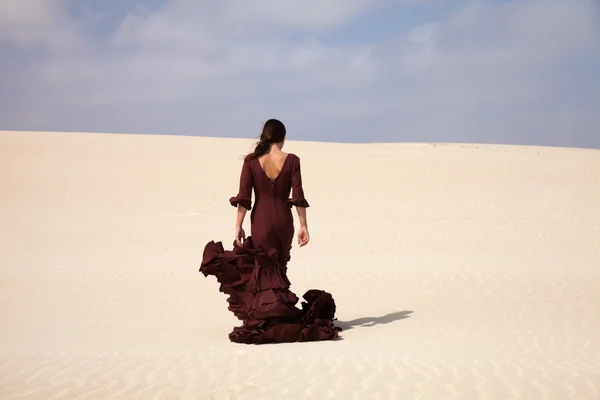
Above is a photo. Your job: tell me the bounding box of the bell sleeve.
[286,156,310,208]
[229,160,253,210]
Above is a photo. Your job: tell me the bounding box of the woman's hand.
[235,226,246,247]
[297,226,310,247]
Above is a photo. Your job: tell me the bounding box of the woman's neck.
[268,143,283,154]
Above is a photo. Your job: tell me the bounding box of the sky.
[1,0,599,148]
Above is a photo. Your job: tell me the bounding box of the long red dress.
[200,153,340,344]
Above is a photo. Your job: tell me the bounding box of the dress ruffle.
[200,237,340,344]
[229,196,252,210]
[286,198,310,208]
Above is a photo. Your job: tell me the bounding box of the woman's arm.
[230,160,253,246]
[289,156,311,247]
[235,206,247,246]
[296,206,308,229]
[236,206,247,229]
[296,206,310,246]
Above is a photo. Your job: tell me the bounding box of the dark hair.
[244,119,287,161]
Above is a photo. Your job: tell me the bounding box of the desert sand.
[1,130,599,399]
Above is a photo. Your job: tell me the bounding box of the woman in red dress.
[200,119,340,344]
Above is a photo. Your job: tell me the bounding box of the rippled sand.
[1,130,599,399]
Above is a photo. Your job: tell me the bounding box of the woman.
[200,119,340,344]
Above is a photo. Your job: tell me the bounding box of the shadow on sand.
[335,310,414,331]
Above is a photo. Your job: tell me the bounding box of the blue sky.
[1,0,599,148]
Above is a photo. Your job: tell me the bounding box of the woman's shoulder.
[241,157,257,172]
[285,153,300,162]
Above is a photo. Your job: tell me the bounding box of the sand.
[1,130,599,399]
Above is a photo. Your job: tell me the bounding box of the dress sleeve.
[286,156,310,208]
[229,160,253,210]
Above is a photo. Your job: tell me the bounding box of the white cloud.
[1,0,599,147]
[219,0,385,29]
[0,0,80,47]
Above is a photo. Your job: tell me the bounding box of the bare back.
[258,152,289,181]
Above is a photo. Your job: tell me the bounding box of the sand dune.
[1,130,599,399]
